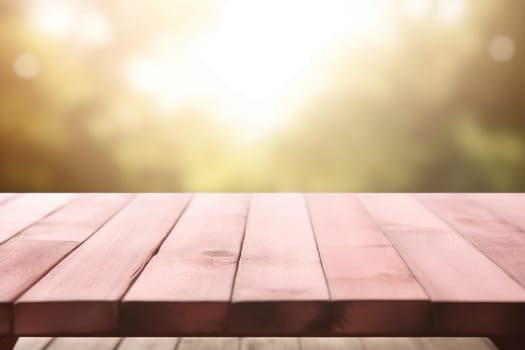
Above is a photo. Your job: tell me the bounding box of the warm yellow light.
[402,0,431,18]
[77,9,113,47]
[436,0,466,24]
[123,0,396,140]
[14,53,41,80]
[125,56,162,94]
[489,36,515,63]
[29,1,74,37]
[25,0,470,140]
[27,1,112,47]
[205,0,393,137]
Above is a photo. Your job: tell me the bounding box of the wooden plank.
[301,338,364,350]
[15,194,133,243]
[360,194,525,335]
[46,338,120,350]
[0,194,131,334]
[229,194,330,335]
[0,194,74,244]
[471,194,525,231]
[0,194,16,206]
[361,338,419,350]
[13,337,52,350]
[416,338,497,350]
[360,338,495,350]
[178,338,238,350]
[307,194,390,247]
[307,194,428,335]
[240,338,298,350]
[121,194,249,335]
[15,194,191,336]
[419,194,525,288]
[11,337,500,350]
[117,338,178,350]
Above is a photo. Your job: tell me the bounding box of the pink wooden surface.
[419,194,525,288]
[122,194,249,335]
[361,194,525,335]
[307,194,428,335]
[15,194,190,335]
[0,194,74,244]
[0,194,16,205]
[0,193,523,338]
[0,194,131,334]
[230,194,329,335]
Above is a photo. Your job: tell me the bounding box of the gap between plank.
[356,194,432,301]
[304,194,333,301]
[226,194,252,326]
[415,194,525,292]
[9,195,136,333]
[173,337,183,350]
[117,194,195,306]
[112,338,124,350]
[465,194,525,234]
[42,338,55,350]
[0,194,77,246]
[0,194,18,206]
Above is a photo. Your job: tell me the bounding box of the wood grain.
[419,194,525,288]
[416,338,497,350]
[15,194,191,336]
[12,337,500,350]
[307,194,429,335]
[45,337,120,350]
[240,338,298,350]
[230,194,330,335]
[0,194,131,334]
[117,337,178,350]
[361,338,419,350]
[0,194,16,206]
[121,194,249,335]
[178,338,238,350]
[11,337,52,350]
[300,338,364,350]
[1,193,524,339]
[472,194,525,231]
[361,193,525,335]
[0,194,74,244]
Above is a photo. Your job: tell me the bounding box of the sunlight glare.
[125,56,163,94]
[402,0,431,18]
[436,0,466,24]
[28,1,112,47]
[124,0,397,139]
[29,1,74,37]
[77,9,113,47]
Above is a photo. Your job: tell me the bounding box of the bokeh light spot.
[77,9,113,47]
[436,0,466,24]
[29,1,74,37]
[402,0,431,18]
[13,54,41,79]
[489,36,515,62]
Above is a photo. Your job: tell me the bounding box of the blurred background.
[1,0,524,192]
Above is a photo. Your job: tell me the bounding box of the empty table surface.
[0,193,524,337]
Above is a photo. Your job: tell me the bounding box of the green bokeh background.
[1,0,524,192]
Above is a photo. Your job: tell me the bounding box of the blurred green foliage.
[1,0,524,192]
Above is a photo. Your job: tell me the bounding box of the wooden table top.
[0,193,524,337]
[12,336,498,350]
